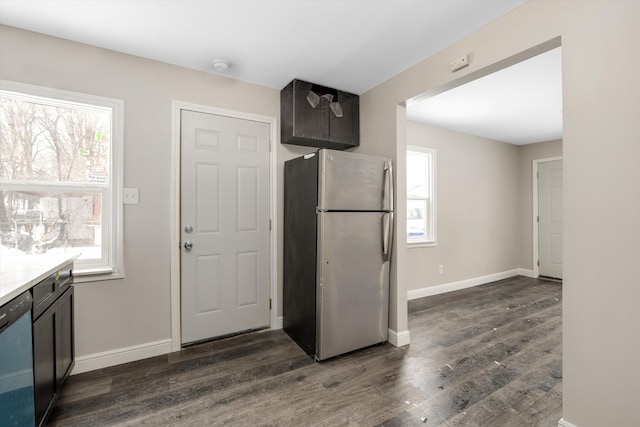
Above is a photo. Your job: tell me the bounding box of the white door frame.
[170,101,278,352]
[532,156,563,279]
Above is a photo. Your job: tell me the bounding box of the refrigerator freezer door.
[318,149,393,212]
[316,212,390,360]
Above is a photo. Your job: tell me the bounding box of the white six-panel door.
[180,110,270,344]
[538,159,563,279]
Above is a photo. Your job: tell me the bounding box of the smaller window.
[407,146,436,246]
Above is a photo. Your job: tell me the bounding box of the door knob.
[184,241,193,251]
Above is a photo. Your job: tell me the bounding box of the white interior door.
[180,110,270,344]
[538,159,563,279]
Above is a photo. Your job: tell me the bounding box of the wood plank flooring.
[48,276,562,426]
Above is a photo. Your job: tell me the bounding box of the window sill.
[408,241,437,249]
[74,268,124,283]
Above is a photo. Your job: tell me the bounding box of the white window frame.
[0,80,124,281]
[407,145,437,247]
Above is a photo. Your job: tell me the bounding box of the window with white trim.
[407,146,436,246]
[0,81,123,277]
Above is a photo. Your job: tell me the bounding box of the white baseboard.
[72,339,173,375]
[407,269,532,300]
[388,329,410,347]
[518,268,535,278]
[74,318,282,375]
[558,418,578,427]
[69,269,535,376]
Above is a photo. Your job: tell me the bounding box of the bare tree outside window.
[0,93,111,261]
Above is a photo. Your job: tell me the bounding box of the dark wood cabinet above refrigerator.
[281,79,359,150]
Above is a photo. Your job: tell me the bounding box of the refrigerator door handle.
[382,212,394,261]
[383,161,394,211]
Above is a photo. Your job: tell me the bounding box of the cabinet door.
[292,80,330,142]
[56,286,74,386]
[33,302,56,426]
[329,91,359,147]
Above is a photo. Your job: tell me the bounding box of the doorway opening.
[533,157,564,281]
[403,37,562,298]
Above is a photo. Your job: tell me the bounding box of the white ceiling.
[0,0,561,145]
[407,47,563,145]
[0,0,526,94]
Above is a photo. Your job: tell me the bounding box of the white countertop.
[0,253,79,306]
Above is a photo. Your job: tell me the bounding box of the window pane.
[0,95,111,184]
[0,190,103,261]
[407,146,436,244]
[407,151,428,198]
[407,199,427,238]
[1,83,122,276]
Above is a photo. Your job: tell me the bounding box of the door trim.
[532,156,562,279]
[170,101,278,352]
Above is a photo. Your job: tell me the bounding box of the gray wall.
[406,121,563,293]
[518,139,563,269]
[0,24,312,357]
[361,1,640,425]
[0,23,395,360]
[406,121,521,291]
[4,0,640,423]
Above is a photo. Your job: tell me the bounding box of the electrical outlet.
[123,187,139,204]
[439,264,444,274]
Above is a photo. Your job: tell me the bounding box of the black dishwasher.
[0,291,36,426]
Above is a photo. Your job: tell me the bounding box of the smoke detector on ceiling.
[212,59,230,72]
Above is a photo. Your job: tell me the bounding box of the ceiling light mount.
[212,59,230,73]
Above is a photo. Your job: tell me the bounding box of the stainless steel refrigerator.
[283,148,394,360]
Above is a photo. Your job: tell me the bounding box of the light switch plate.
[123,188,139,204]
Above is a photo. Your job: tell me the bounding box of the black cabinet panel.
[31,262,74,427]
[281,79,359,150]
[56,287,74,386]
[57,262,73,295]
[289,80,330,142]
[283,154,319,357]
[329,91,359,146]
[33,302,56,426]
[32,273,56,319]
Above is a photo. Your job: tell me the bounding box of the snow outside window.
[0,81,123,278]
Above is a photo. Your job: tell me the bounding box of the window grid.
[0,81,123,277]
[407,146,436,246]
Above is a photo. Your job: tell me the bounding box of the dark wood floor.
[48,276,562,426]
